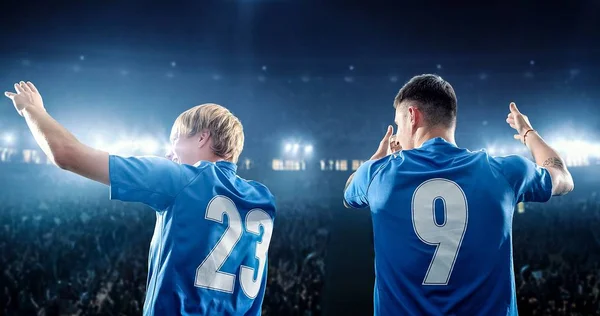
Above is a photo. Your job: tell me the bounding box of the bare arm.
[507,102,573,196]
[6,82,110,185]
[525,131,573,196]
[342,125,401,208]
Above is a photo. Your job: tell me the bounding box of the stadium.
[1,1,600,315]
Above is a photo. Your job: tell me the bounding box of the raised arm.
[343,125,401,208]
[5,81,109,185]
[507,102,574,196]
[524,131,573,196]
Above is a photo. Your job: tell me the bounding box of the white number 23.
[195,196,274,298]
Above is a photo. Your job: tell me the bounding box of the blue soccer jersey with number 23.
[109,156,276,316]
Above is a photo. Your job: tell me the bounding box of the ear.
[197,129,211,148]
[407,106,417,125]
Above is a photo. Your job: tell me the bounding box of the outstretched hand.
[370,125,402,160]
[506,102,534,144]
[4,81,45,116]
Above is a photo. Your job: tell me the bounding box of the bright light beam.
[304,144,313,154]
[3,133,14,145]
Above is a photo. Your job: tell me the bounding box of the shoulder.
[245,178,274,196]
[352,155,398,191]
[485,153,542,190]
[361,154,397,175]
[109,155,198,180]
[236,176,277,205]
[488,153,533,173]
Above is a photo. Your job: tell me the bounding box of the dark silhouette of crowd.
[514,195,600,315]
[0,166,332,316]
[0,165,599,315]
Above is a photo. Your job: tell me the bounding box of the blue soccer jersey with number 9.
[344,137,552,316]
[109,156,276,316]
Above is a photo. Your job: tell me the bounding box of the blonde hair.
[172,103,244,163]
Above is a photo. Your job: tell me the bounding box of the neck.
[413,127,456,148]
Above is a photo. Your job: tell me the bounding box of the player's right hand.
[506,102,534,144]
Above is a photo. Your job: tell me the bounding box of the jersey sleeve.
[109,155,197,210]
[495,154,553,203]
[344,157,389,209]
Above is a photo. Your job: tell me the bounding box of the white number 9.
[412,178,468,285]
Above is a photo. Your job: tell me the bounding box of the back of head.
[394,74,457,128]
[173,103,245,163]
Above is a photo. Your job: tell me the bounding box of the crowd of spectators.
[0,167,332,316]
[0,166,599,315]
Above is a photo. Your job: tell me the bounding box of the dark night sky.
[2,0,599,59]
[0,0,598,155]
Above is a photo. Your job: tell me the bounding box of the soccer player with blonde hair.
[5,81,276,316]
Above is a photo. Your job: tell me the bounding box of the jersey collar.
[420,137,457,150]
[216,161,238,173]
[192,160,238,173]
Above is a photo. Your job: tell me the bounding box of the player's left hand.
[4,81,45,117]
[370,125,402,160]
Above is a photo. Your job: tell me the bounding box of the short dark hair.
[394,74,457,128]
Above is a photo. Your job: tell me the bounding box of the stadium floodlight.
[292,143,300,154]
[125,140,137,150]
[164,144,173,155]
[143,139,159,154]
[591,144,600,158]
[510,146,523,154]
[487,146,496,155]
[304,144,313,154]
[518,146,527,153]
[284,143,292,152]
[114,140,135,155]
[3,133,14,145]
[111,141,124,153]
[572,141,591,157]
[93,135,105,150]
[553,140,590,158]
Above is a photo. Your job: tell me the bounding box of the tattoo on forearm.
[542,157,564,169]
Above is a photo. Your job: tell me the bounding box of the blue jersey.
[344,137,553,316]
[109,157,276,316]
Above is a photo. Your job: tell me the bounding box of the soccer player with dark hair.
[343,74,574,315]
